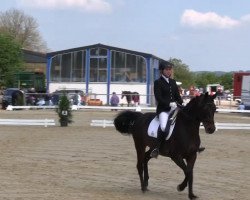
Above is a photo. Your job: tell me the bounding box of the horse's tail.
[114,110,143,135]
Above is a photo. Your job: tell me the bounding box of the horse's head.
[121,91,127,99]
[186,92,217,134]
[198,92,217,134]
[121,91,132,103]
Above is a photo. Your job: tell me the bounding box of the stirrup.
[150,148,159,158]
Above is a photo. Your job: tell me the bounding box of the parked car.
[26,89,86,106]
[2,88,26,109]
[51,89,85,105]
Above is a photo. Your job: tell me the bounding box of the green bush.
[56,93,73,125]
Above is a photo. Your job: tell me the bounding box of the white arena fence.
[90,119,114,128]
[90,119,250,130]
[0,118,55,127]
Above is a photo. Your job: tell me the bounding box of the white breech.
[159,112,170,132]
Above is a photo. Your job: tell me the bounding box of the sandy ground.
[0,109,249,200]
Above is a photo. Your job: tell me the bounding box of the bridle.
[178,101,215,123]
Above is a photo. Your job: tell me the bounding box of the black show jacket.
[154,76,183,115]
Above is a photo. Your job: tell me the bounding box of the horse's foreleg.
[171,156,188,192]
[186,153,198,199]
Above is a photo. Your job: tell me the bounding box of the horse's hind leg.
[142,150,152,189]
[136,147,148,192]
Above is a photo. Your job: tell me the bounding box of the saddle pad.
[147,117,159,138]
[147,116,175,140]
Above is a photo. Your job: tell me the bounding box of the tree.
[169,58,195,89]
[193,72,233,91]
[167,58,234,91]
[219,73,233,90]
[0,33,23,87]
[0,9,47,52]
[194,72,219,89]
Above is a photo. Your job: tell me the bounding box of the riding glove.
[169,102,177,108]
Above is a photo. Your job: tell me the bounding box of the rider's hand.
[169,102,177,108]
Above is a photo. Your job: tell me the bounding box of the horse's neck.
[178,109,201,134]
[174,112,201,152]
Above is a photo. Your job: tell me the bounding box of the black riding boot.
[150,119,172,158]
[150,128,167,158]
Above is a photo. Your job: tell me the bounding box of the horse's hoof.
[177,184,185,192]
[141,187,148,193]
[189,194,198,199]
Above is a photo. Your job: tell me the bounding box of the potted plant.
[56,93,72,127]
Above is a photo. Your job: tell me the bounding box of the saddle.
[148,108,179,140]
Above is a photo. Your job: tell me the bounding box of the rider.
[150,61,183,158]
[151,61,205,158]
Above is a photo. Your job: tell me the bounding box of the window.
[111,51,126,82]
[111,50,146,83]
[126,54,137,81]
[137,57,146,82]
[51,51,86,83]
[89,57,107,82]
[90,47,107,56]
[72,51,85,82]
[98,58,107,82]
[90,48,99,56]
[51,55,61,82]
[89,47,108,82]
[90,58,98,82]
[99,48,107,56]
[61,53,72,82]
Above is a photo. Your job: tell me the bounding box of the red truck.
[233,72,250,100]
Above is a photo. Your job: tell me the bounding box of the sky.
[1,0,250,72]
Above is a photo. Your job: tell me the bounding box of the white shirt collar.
[162,75,169,83]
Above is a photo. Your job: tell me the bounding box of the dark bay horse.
[114,92,217,199]
[121,91,140,106]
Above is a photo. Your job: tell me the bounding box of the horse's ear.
[204,92,209,97]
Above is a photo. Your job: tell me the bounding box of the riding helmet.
[159,61,174,71]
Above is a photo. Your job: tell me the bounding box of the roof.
[47,43,166,62]
[22,49,47,63]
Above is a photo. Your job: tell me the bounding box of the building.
[22,49,47,73]
[46,43,168,105]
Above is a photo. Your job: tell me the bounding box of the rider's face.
[162,68,172,78]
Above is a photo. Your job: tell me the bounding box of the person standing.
[150,61,183,158]
[110,92,119,110]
